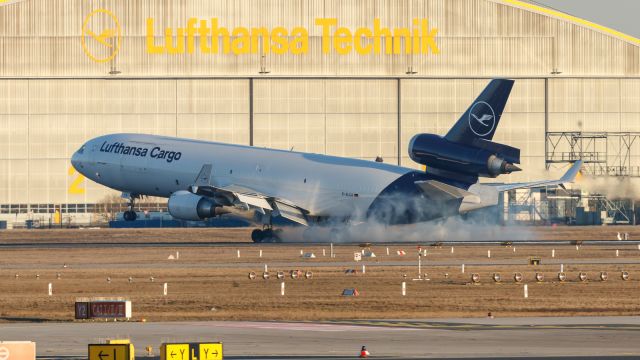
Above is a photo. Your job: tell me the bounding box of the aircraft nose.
[71,144,87,171]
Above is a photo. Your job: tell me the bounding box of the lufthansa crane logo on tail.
[468,101,496,137]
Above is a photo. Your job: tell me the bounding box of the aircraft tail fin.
[445,79,515,145]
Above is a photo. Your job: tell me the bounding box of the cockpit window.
[77,145,85,154]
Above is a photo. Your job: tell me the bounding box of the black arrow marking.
[98,350,108,360]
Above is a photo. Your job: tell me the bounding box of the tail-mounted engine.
[409,133,521,178]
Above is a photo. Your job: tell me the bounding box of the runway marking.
[308,320,640,331]
[187,321,414,332]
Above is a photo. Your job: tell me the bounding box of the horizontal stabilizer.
[494,160,583,192]
[415,180,474,202]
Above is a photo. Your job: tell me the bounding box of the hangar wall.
[0,0,639,222]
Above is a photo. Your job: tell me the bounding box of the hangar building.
[0,0,638,225]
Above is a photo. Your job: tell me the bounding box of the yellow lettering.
[231,27,250,55]
[354,27,372,55]
[198,20,211,53]
[393,28,411,54]
[315,18,337,54]
[211,18,230,54]
[271,27,289,55]
[373,18,392,55]
[186,18,198,54]
[412,19,420,54]
[251,27,269,54]
[145,18,165,54]
[333,27,352,55]
[68,167,85,195]
[421,20,439,54]
[290,27,308,55]
[142,17,439,57]
[166,27,184,54]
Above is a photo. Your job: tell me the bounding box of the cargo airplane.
[71,79,581,242]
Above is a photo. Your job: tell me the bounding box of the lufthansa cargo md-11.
[71,79,581,242]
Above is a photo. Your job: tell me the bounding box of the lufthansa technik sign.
[146,18,440,56]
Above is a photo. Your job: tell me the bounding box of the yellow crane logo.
[81,9,122,63]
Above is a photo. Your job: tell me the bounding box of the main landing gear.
[123,194,139,221]
[251,226,283,243]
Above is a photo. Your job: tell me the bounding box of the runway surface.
[1,240,639,249]
[1,258,639,270]
[3,317,639,359]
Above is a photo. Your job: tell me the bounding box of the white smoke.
[284,217,534,243]
[577,176,640,200]
[276,189,534,243]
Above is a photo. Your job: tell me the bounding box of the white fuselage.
[71,133,415,218]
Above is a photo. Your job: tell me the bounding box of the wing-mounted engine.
[168,190,228,220]
[408,133,521,178]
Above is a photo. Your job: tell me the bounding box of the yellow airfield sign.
[199,343,223,360]
[163,343,190,360]
[161,343,223,360]
[88,344,131,360]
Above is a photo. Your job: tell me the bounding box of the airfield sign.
[161,343,223,360]
[199,343,223,360]
[88,344,130,360]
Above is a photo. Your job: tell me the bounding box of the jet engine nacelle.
[168,190,223,220]
[408,133,520,178]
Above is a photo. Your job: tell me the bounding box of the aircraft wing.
[492,160,582,192]
[189,164,309,225]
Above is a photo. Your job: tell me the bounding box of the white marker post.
[386,247,390,256]
[237,249,240,258]
[48,283,52,296]
[487,250,491,258]
[280,282,285,296]
[330,243,334,258]
[323,248,326,257]
[524,284,528,298]
[451,246,454,254]
[259,249,263,258]
[552,249,555,258]
[461,264,465,273]
[264,264,268,272]
[300,249,303,255]
[576,245,579,251]
[176,251,179,260]
[402,281,406,296]
[362,265,366,274]
[163,283,168,296]
[616,249,619,257]
[560,264,564,273]
[513,247,516,253]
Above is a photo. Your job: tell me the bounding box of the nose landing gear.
[123,193,139,221]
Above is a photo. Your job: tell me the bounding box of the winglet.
[560,160,583,183]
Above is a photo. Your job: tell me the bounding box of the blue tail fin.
[445,79,514,144]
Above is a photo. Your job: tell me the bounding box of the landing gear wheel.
[251,229,264,243]
[251,228,282,243]
[262,229,274,242]
[123,210,137,221]
[123,193,139,222]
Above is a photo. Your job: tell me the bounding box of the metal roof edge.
[496,0,640,46]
